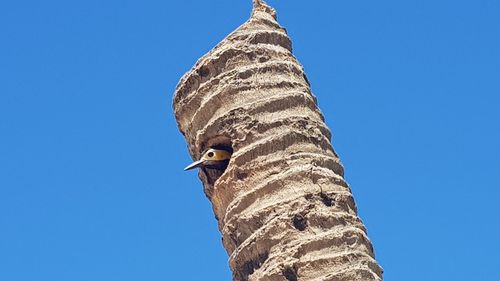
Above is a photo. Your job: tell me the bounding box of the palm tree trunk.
[173,1,383,280]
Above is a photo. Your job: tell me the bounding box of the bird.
[184,147,232,171]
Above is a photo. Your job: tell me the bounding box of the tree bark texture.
[173,1,383,280]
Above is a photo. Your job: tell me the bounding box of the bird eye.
[207,152,214,158]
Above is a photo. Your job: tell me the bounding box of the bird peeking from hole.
[184,147,232,171]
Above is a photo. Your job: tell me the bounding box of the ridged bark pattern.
[173,1,383,280]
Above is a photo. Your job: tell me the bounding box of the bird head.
[184,147,232,171]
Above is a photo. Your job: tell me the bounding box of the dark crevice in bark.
[283,266,298,281]
[304,192,336,207]
[292,214,307,231]
[197,66,210,78]
[236,251,269,281]
[320,192,335,207]
[236,170,249,181]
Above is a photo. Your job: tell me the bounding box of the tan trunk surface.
[173,1,383,280]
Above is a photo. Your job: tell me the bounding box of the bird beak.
[184,160,204,171]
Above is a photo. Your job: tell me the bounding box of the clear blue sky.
[1,0,499,280]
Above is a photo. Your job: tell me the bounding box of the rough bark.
[173,1,383,280]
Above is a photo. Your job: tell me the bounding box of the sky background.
[1,0,499,280]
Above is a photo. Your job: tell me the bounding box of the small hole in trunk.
[292,214,307,231]
[283,266,298,281]
[198,66,210,78]
[237,251,269,281]
[320,192,335,207]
